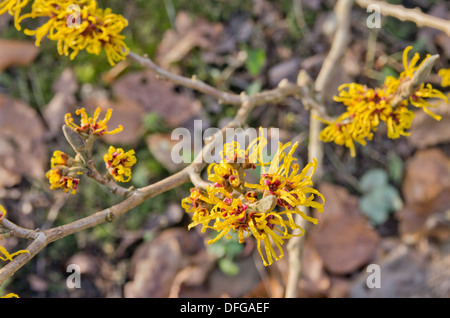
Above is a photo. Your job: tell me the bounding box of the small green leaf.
[359,168,389,193]
[359,191,389,225]
[207,242,226,259]
[379,66,398,85]
[359,185,403,225]
[218,258,240,276]
[388,152,404,184]
[74,63,96,83]
[131,163,151,187]
[224,240,244,258]
[383,184,403,211]
[246,80,262,96]
[245,47,266,76]
[143,113,167,133]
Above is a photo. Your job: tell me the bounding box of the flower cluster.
[181,130,324,266]
[0,204,29,263]
[46,107,136,194]
[104,146,137,183]
[0,0,129,65]
[320,46,449,157]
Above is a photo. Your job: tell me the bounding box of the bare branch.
[0,218,39,240]
[188,170,212,190]
[296,70,333,122]
[127,51,326,115]
[285,0,354,298]
[315,0,354,97]
[356,0,450,37]
[128,51,243,104]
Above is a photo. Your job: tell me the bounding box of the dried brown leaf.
[124,228,205,298]
[0,94,46,187]
[0,39,39,72]
[298,238,330,297]
[396,148,450,243]
[408,100,450,149]
[43,68,78,135]
[310,183,380,275]
[156,11,223,70]
[112,70,201,128]
[146,133,187,172]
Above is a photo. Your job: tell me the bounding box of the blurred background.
[0,0,449,298]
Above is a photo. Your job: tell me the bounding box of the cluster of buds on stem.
[46,151,84,194]
[46,107,136,194]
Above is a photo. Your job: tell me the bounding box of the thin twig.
[85,158,133,197]
[128,51,243,105]
[356,0,450,37]
[364,28,379,78]
[285,0,354,298]
[293,0,310,36]
[41,194,69,231]
[188,170,211,189]
[296,70,333,122]
[127,51,325,113]
[0,219,38,240]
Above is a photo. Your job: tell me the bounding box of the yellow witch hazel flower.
[0,204,29,262]
[45,150,81,194]
[399,47,448,120]
[207,139,261,191]
[182,129,324,266]
[438,68,450,87]
[320,46,448,156]
[385,105,415,139]
[181,188,213,225]
[0,0,28,30]
[46,166,80,194]
[65,107,123,137]
[247,142,324,221]
[0,0,129,65]
[1,293,19,298]
[103,146,137,183]
[50,150,71,167]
